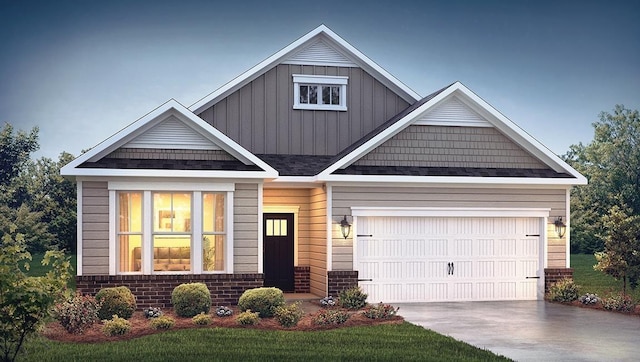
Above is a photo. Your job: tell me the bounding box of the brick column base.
[294,266,310,293]
[544,268,574,293]
[327,270,358,297]
[76,274,263,309]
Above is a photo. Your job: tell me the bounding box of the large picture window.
[153,192,192,272]
[202,193,225,271]
[293,74,347,111]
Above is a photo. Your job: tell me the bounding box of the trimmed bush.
[192,312,213,325]
[171,283,212,317]
[237,287,285,318]
[102,315,131,336]
[274,302,304,328]
[53,293,101,334]
[312,309,350,325]
[547,278,579,303]
[150,315,175,330]
[602,293,635,312]
[362,303,399,319]
[339,287,368,310]
[236,310,260,325]
[96,286,136,320]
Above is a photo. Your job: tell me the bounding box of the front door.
[263,213,294,291]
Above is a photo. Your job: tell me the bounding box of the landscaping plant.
[547,278,579,303]
[236,310,260,325]
[602,293,635,313]
[192,312,213,325]
[578,293,600,305]
[312,309,350,325]
[215,306,233,317]
[171,283,212,317]
[143,307,162,319]
[150,316,176,330]
[338,287,368,309]
[95,286,137,320]
[237,287,285,318]
[102,315,131,336]
[320,295,336,307]
[362,303,399,319]
[274,302,304,328]
[53,293,101,334]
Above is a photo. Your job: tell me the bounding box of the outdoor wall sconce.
[554,216,566,238]
[340,215,351,239]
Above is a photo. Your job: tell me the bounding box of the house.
[61,25,586,308]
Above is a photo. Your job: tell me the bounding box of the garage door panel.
[357,216,542,303]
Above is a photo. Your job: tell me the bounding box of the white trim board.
[351,207,551,218]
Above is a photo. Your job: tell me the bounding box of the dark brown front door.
[263,213,294,291]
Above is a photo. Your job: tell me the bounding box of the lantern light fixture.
[340,215,351,239]
[554,216,566,238]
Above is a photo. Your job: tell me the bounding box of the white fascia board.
[351,207,551,218]
[67,168,277,179]
[189,25,420,114]
[318,174,587,186]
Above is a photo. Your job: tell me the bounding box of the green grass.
[571,253,640,301]
[21,252,77,290]
[21,323,508,361]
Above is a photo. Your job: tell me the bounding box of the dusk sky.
[1,0,638,160]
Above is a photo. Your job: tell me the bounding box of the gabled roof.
[61,99,278,179]
[188,24,421,114]
[317,82,587,185]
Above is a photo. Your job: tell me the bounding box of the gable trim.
[188,24,420,114]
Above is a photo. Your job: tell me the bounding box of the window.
[293,74,347,111]
[113,185,232,275]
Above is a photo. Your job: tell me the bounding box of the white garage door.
[356,216,542,303]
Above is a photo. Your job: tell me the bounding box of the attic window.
[293,74,347,111]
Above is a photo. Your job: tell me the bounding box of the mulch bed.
[41,305,404,344]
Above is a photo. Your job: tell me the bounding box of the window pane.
[279,219,287,236]
[153,236,191,272]
[118,192,142,232]
[154,193,171,232]
[203,193,225,232]
[300,85,308,104]
[173,193,191,232]
[331,86,340,105]
[322,86,330,104]
[119,235,142,272]
[203,234,225,271]
[309,85,317,104]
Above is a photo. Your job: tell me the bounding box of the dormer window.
[293,74,347,111]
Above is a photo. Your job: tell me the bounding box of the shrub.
[192,312,213,325]
[102,315,131,336]
[237,287,285,318]
[236,310,260,325]
[362,303,399,319]
[53,293,101,334]
[602,293,635,313]
[171,283,212,317]
[150,315,175,330]
[578,293,600,305]
[320,296,337,308]
[274,302,304,328]
[95,286,136,320]
[339,287,368,310]
[215,306,233,317]
[312,309,350,325]
[547,278,579,303]
[143,307,162,319]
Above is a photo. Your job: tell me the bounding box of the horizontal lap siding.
[309,187,327,296]
[198,65,410,156]
[263,188,311,266]
[234,184,259,273]
[331,186,567,270]
[82,181,109,275]
[355,125,547,169]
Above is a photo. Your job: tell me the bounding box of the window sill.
[294,104,347,111]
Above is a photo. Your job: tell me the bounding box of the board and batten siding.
[355,125,548,169]
[263,188,311,266]
[331,186,568,270]
[81,181,109,275]
[308,187,327,296]
[197,64,410,156]
[233,183,260,273]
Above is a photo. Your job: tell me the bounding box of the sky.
[1,0,639,160]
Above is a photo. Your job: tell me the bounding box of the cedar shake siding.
[197,64,410,156]
[81,181,109,275]
[234,183,260,273]
[331,186,568,269]
[354,125,548,169]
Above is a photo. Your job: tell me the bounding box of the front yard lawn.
[23,323,508,361]
[571,253,640,301]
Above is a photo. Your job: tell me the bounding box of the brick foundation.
[327,270,359,297]
[544,268,574,293]
[294,266,310,293]
[76,274,263,309]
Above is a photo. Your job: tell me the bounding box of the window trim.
[293,74,348,111]
[109,182,234,275]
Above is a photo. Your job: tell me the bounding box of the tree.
[0,123,39,207]
[0,230,72,362]
[564,105,640,253]
[593,205,640,295]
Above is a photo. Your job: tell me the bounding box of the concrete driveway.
[396,301,640,361]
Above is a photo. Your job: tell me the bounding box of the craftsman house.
[61,25,586,307]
